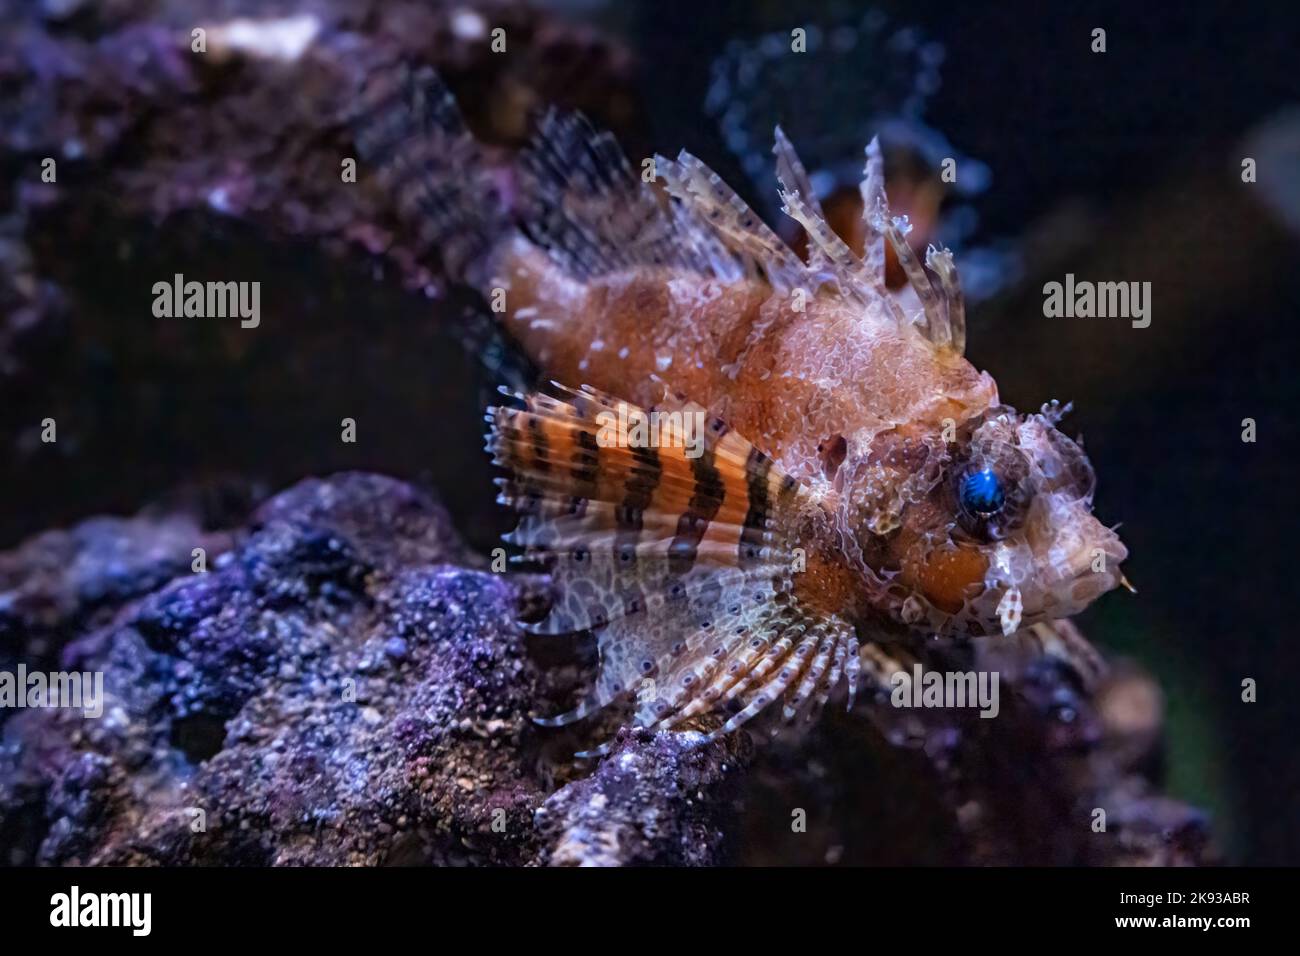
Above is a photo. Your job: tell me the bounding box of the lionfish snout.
[1027,506,1129,618]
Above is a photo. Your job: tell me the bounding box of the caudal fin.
[352,65,511,288]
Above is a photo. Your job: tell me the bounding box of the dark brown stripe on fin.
[667,447,725,575]
[619,444,661,523]
[740,446,773,568]
[613,443,661,571]
[569,429,600,499]
[527,414,550,473]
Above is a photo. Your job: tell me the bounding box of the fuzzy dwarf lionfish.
[356,67,1129,754]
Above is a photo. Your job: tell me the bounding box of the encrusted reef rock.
[535,728,742,867]
[0,473,743,865]
[1,472,1211,866]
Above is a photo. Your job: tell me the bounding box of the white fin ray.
[780,188,881,308]
[859,136,889,282]
[772,125,829,273]
[656,150,807,291]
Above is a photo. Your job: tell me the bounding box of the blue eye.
[960,467,1005,516]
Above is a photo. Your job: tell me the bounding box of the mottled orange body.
[490,236,999,619]
[495,239,994,471]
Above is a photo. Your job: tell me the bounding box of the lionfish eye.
[959,467,1005,516]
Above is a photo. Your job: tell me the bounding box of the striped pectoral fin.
[487,383,806,616]
[487,384,827,735]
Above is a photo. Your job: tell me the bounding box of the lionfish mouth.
[1041,536,1129,616]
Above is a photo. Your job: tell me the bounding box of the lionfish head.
[840,402,1128,637]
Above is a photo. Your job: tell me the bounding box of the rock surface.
[1,472,1211,866]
